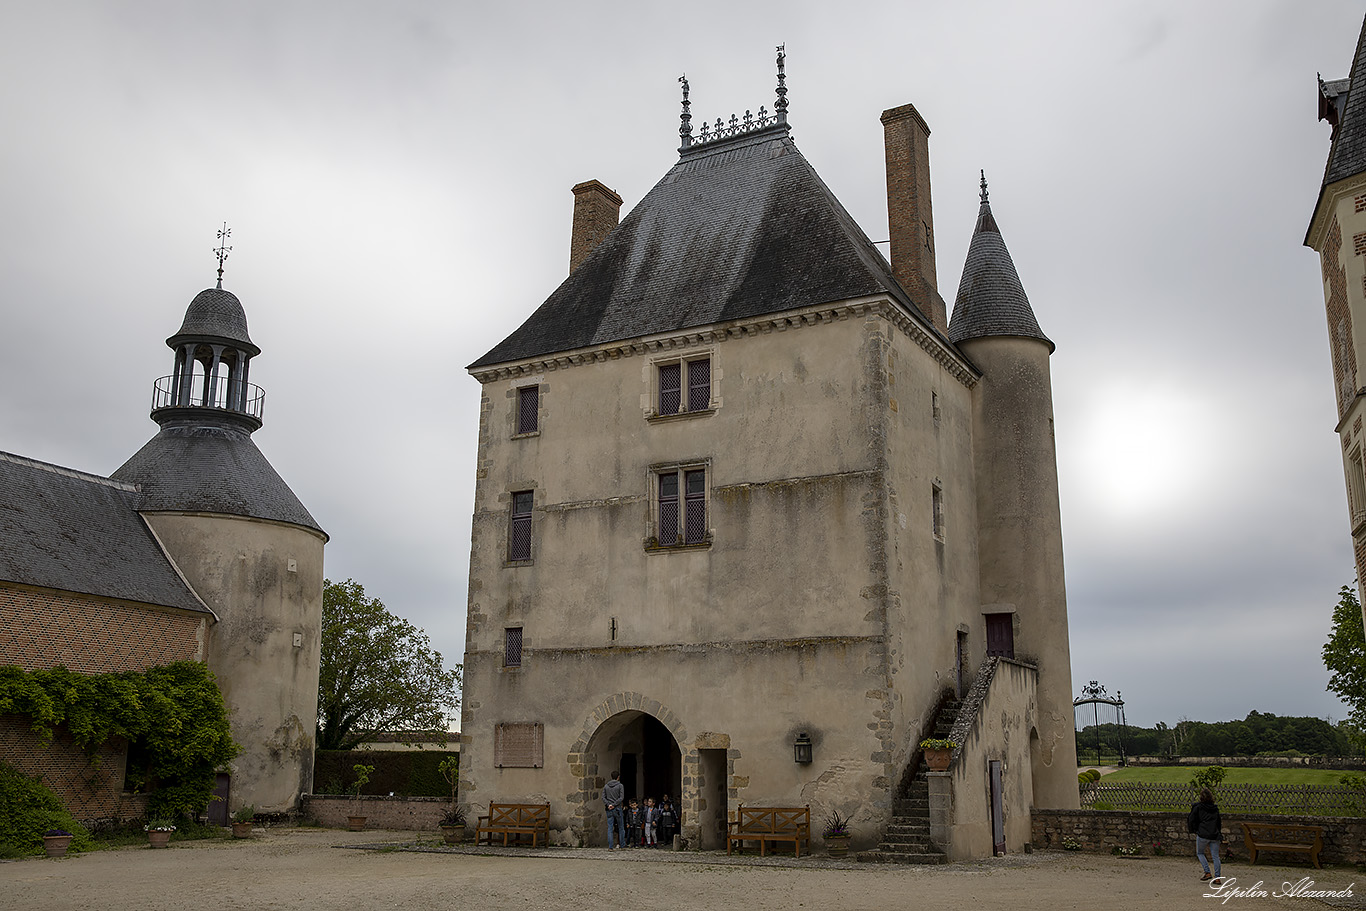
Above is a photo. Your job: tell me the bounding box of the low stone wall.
[1033,809,1366,865]
[302,795,448,831]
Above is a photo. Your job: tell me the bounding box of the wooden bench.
[475,802,551,847]
[726,805,810,858]
[1241,822,1324,869]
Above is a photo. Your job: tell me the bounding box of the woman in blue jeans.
[1187,787,1223,883]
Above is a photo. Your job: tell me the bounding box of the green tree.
[1323,584,1366,744]
[317,578,461,750]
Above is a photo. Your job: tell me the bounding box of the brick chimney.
[569,180,623,273]
[880,104,948,332]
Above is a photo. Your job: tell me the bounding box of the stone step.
[881,835,935,848]
[885,823,930,836]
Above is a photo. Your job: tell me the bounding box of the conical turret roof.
[948,175,1052,351]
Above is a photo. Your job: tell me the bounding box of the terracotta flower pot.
[148,830,172,848]
[440,825,462,845]
[347,815,367,832]
[43,834,73,858]
[232,821,253,838]
[925,747,952,771]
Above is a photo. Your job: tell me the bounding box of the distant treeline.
[1075,712,1361,759]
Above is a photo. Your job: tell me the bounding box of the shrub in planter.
[0,763,91,858]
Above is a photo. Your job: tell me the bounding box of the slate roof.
[1323,16,1366,188]
[112,421,325,536]
[0,451,209,613]
[948,187,1052,351]
[169,287,258,354]
[469,124,937,369]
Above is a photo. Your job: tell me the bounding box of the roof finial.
[979,170,989,206]
[679,74,692,149]
[774,44,788,123]
[214,222,233,290]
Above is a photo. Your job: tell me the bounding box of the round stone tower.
[949,174,1080,810]
[112,278,327,815]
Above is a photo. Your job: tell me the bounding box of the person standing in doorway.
[1187,787,1223,883]
[603,771,625,850]
[659,794,677,848]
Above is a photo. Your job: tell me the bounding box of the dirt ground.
[2,827,1361,911]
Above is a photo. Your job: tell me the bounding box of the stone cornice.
[468,296,980,388]
[1307,169,1366,250]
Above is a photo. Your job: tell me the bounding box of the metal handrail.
[151,375,265,419]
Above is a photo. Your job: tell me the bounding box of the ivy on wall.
[0,662,238,817]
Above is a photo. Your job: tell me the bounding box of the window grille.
[684,469,707,544]
[494,721,542,768]
[516,386,539,434]
[687,359,710,412]
[659,363,682,415]
[509,491,533,561]
[504,627,523,667]
[658,472,680,545]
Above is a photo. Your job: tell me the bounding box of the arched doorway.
[581,710,682,846]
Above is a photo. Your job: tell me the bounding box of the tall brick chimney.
[569,180,623,273]
[880,104,948,332]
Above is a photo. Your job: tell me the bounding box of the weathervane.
[214,222,233,290]
[774,44,788,122]
[679,74,692,148]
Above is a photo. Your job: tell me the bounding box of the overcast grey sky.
[1,1,1360,730]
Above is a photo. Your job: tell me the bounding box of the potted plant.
[823,810,852,857]
[437,756,464,844]
[439,806,467,845]
[144,819,177,848]
[231,805,255,838]
[919,738,957,771]
[43,829,74,858]
[348,764,374,831]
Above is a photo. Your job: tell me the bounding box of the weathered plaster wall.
[878,317,982,797]
[958,336,1078,809]
[144,513,325,815]
[932,658,1037,860]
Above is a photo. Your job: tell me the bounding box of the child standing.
[625,798,643,848]
[659,794,677,848]
[643,797,660,847]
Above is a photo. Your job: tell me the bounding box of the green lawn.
[1096,766,1354,786]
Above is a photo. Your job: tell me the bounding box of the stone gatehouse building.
[460,57,1079,860]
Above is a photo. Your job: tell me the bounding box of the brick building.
[0,276,326,824]
[460,55,1078,861]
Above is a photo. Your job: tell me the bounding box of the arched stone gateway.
[568,693,730,848]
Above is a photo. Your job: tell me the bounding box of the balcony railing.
[152,374,265,420]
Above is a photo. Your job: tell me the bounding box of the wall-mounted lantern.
[793,732,813,764]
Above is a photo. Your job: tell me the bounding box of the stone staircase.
[858,697,960,865]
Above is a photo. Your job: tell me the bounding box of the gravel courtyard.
[2,827,1361,910]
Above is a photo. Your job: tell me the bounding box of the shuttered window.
[494,721,542,768]
[504,627,523,667]
[516,386,539,434]
[509,491,533,561]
